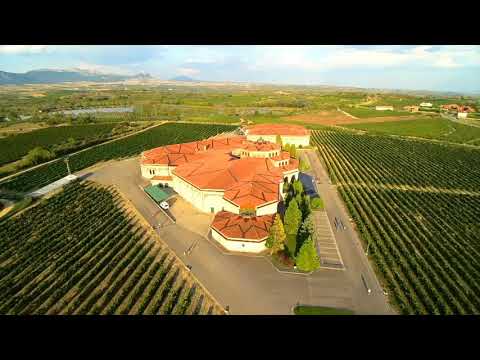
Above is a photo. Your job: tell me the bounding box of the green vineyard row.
[312,130,480,315]
[0,123,236,193]
[0,181,222,315]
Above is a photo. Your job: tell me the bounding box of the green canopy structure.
[144,185,173,203]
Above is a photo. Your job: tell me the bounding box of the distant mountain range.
[168,75,199,82]
[0,68,152,85]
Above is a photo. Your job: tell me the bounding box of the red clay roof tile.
[211,211,275,241]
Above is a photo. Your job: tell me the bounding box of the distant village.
[375,101,477,119]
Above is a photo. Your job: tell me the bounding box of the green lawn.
[294,305,354,315]
[344,117,480,144]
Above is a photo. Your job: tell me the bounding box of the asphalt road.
[303,150,394,314]
[76,155,394,315]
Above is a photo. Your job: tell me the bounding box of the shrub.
[274,250,295,267]
[311,197,324,210]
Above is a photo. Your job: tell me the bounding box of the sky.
[0,45,479,93]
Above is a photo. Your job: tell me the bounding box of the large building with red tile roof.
[244,124,310,147]
[140,130,303,253]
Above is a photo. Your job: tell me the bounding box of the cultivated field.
[343,117,480,144]
[0,124,118,166]
[312,130,480,314]
[0,123,235,193]
[339,106,417,119]
[0,181,223,315]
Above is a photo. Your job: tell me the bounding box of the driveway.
[75,156,395,315]
[301,150,395,315]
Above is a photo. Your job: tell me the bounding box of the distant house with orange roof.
[441,104,476,113]
[140,127,303,253]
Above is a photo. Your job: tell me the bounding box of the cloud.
[72,62,136,75]
[177,67,200,77]
[250,45,479,71]
[0,45,51,54]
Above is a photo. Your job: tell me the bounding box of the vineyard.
[312,130,480,315]
[0,123,236,193]
[0,124,118,166]
[0,180,223,315]
[343,117,480,145]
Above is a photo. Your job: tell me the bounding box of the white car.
[160,201,169,210]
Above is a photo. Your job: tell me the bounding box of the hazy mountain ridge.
[169,75,199,82]
[0,69,152,85]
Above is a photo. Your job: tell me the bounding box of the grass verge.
[294,305,354,315]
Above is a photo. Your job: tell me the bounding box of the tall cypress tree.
[266,214,286,255]
[296,236,320,272]
[284,198,302,236]
[276,135,282,146]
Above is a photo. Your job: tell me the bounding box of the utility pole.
[64,157,71,175]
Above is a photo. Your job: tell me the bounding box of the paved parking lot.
[313,211,344,269]
[76,155,394,315]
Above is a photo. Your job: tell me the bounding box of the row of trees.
[266,177,320,272]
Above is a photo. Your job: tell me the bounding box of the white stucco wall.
[246,134,309,147]
[141,164,171,179]
[280,135,310,147]
[211,229,267,253]
[172,175,227,213]
[256,201,278,216]
[151,179,173,186]
[283,170,299,183]
[202,191,227,213]
[222,199,240,214]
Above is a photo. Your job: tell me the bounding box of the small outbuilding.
[404,105,420,112]
[375,106,394,111]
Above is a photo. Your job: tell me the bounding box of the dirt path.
[336,107,358,119]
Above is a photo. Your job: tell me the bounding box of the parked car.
[160,201,169,210]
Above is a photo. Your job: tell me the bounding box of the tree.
[284,198,302,236]
[296,236,320,272]
[299,158,310,171]
[292,179,304,196]
[295,193,303,212]
[20,147,55,167]
[301,194,311,219]
[266,214,286,255]
[289,144,297,158]
[284,143,291,154]
[286,234,297,259]
[276,135,282,146]
[298,214,314,250]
